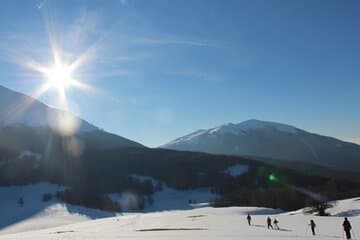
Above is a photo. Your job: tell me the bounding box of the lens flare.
[5,5,103,138]
[47,110,81,136]
[268,173,278,182]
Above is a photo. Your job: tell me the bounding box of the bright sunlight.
[45,61,73,90]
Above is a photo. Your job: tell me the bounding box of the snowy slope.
[0,85,97,133]
[0,85,144,148]
[162,119,360,175]
[0,183,119,235]
[288,197,360,217]
[110,187,217,212]
[0,206,359,240]
[0,181,215,234]
[165,120,299,146]
[0,183,358,239]
[110,175,217,211]
[327,197,360,217]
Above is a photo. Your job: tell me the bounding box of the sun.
[45,61,74,90]
[23,47,94,112]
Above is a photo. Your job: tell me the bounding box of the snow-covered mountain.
[162,119,360,175]
[0,85,97,133]
[0,85,143,148]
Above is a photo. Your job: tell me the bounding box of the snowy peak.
[208,119,298,136]
[162,119,360,176]
[0,85,144,150]
[0,85,98,134]
[165,119,299,146]
[166,129,208,145]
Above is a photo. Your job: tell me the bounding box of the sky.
[0,0,359,147]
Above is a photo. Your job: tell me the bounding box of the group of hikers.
[246,214,354,239]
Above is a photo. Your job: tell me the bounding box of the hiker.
[273,218,280,230]
[309,220,316,235]
[267,217,273,229]
[247,214,252,226]
[343,217,352,239]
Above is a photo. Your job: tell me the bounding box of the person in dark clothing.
[267,217,273,229]
[274,219,280,230]
[247,214,252,226]
[343,217,352,239]
[309,220,316,235]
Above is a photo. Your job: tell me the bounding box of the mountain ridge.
[0,84,144,148]
[164,119,359,147]
[162,119,360,174]
[0,85,98,132]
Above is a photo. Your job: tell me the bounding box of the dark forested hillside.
[0,124,359,211]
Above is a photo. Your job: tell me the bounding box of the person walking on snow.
[267,217,273,229]
[343,217,352,239]
[309,220,316,235]
[247,214,252,226]
[274,218,280,230]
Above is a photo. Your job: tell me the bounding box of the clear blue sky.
[0,0,359,147]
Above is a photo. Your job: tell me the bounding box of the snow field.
[0,206,359,240]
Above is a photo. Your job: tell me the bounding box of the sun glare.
[21,36,95,114]
[46,62,73,90]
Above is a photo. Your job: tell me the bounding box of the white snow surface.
[164,119,298,146]
[209,120,298,135]
[327,197,360,217]
[147,187,217,212]
[224,164,249,177]
[0,181,358,240]
[0,206,359,240]
[0,183,119,235]
[18,150,42,168]
[166,129,208,145]
[0,85,97,133]
[110,175,217,212]
[288,197,360,217]
[110,187,216,212]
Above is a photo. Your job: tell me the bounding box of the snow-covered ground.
[0,183,359,239]
[327,197,360,217]
[0,182,216,234]
[0,206,359,240]
[18,150,42,169]
[224,164,249,177]
[147,187,217,211]
[0,183,118,235]
[110,186,217,212]
[110,175,217,211]
[288,197,360,217]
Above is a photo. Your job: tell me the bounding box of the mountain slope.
[0,182,118,235]
[161,119,360,174]
[0,85,143,149]
[288,197,360,217]
[0,85,96,132]
[0,86,358,219]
